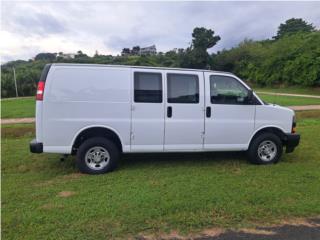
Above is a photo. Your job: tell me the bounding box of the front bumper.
[30,139,43,153]
[284,133,300,153]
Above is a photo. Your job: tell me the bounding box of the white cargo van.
[30,64,300,174]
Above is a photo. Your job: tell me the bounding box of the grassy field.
[257,94,320,106]
[253,86,320,95]
[1,89,320,119]
[1,97,35,119]
[2,111,320,239]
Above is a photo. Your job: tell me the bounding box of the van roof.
[50,63,234,75]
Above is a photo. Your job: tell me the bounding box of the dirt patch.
[281,217,320,228]
[296,110,320,120]
[239,228,276,235]
[1,118,35,124]
[1,126,34,138]
[289,105,320,111]
[57,191,76,198]
[139,231,186,240]
[201,228,225,237]
[135,217,320,240]
[138,228,224,240]
[162,230,185,239]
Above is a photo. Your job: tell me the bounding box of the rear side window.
[134,72,162,103]
[167,73,199,103]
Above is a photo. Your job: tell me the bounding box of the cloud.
[1,1,320,62]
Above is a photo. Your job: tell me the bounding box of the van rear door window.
[134,72,162,103]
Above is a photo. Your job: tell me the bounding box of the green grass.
[1,97,35,118]
[2,111,320,239]
[253,86,320,95]
[257,94,320,106]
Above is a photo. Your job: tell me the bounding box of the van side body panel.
[36,64,296,154]
[42,66,131,153]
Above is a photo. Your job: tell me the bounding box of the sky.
[1,1,320,62]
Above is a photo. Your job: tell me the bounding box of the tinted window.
[167,74,199,103]
[210,75,249,104]
[134,72,162,103]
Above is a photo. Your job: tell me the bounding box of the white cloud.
[1,1,320,62]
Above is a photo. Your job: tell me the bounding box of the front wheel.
[76,137,120,174]
[247,132,282,164]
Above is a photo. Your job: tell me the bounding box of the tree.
[121,48,131,56]
[75,50,87,58]
[34,53,56,61]
[273,18,315,40]
[184,27,221,69]
[191,27,221,50]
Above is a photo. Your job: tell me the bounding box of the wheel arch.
[248,125,286,147]
[71,125,124,154]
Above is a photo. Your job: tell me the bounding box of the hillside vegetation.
[1,18,319,98]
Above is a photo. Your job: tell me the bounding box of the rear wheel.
[76,137,120,174]
[247,132,282,164]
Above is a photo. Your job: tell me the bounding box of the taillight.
[292,115,296,133]
[36,81,45,101]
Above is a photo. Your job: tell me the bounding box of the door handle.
[206,106,211,118]
[167,106,172,118]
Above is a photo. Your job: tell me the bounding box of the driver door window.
[210,75,249,105]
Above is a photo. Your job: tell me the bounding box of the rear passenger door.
[131,70,165,152]
[164,71,205,151]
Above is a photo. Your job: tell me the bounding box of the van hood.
[265,103,295,116]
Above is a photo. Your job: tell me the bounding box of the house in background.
[121,45,157,56]
[58,53,76,59]
[140,45,157,55]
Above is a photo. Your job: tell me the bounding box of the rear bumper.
[284,133,300,153]
[30,139,43,153]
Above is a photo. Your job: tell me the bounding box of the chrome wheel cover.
[85,146,110,170]
[258,140,277,162]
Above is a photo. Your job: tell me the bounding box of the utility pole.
[13,67,18,97]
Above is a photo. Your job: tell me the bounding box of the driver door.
[204,73,255,151]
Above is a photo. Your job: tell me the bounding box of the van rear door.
[131,69,165,152]
[35,64,51,143]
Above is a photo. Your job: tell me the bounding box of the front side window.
[210,75,249,104]
[134,72,162,103]
[167,73,199,103]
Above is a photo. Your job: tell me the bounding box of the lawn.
[2,111,320,239]
[253,86,320,95]
[1,97,35,119]
[257,94,320,106]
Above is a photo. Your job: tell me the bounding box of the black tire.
[76,137,120,174]
[247,132,283,164]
